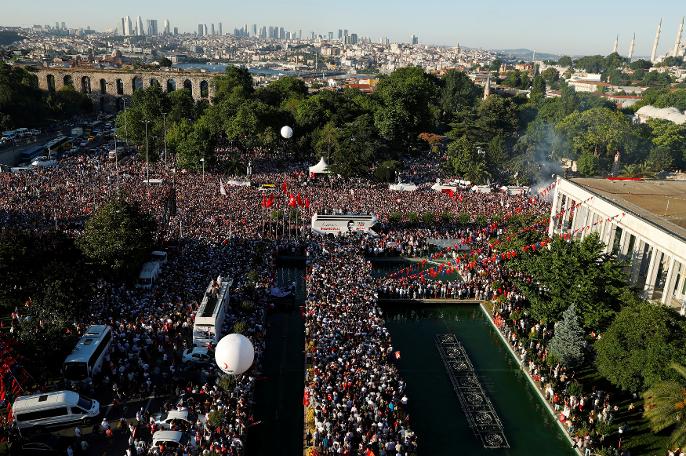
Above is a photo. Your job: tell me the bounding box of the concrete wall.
[35,68,216,112]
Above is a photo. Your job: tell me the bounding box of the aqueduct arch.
[35,68,217,112]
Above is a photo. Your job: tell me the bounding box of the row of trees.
[0,63,92,130]
[116,63,685,182]
[503,228,686,447]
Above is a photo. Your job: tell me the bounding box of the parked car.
[150,430,192,453]
[181,346,212,365]
[9,434,72,455]
[152,409,196,431]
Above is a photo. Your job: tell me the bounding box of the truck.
[71,127,84,137]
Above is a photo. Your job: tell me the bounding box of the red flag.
[304,198,310,209]
[281,182,288,193]
[260,195,267,208]
[266,195,274,208]
[296,193,303,207]
[288,194,297,207]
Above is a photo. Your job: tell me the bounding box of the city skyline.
[2,0,686,56]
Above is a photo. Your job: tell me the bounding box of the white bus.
[311,213,381,237]
[63,325,112,384]
[193,277,231,348]
[13,390,100,431]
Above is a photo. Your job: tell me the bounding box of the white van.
[136,261,161,289]
[13,391,100,432]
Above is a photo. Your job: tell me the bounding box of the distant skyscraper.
[163,19,170,35]
[136,16,144,36]
[61,22,66,30]
[279,27,285,40]
[55,22,60,31]
[328,32,333,40]
[651,19,662,63]
[173,27,178,35]
[123,16,132,36]
[218,22,223,36]
[350,33,358,45]
[338,29,343,40]
[203,24,208,36]
[612,35,618,54]
[343,29,348,38]
[120,17,125,36]
[146,19,158,36]
[198,24,204,36]
[210,23,215,35]
[252,24,257,36]
[411,34,419,45]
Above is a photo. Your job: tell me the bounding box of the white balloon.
[215,333,255,375]
[280,125,294,139]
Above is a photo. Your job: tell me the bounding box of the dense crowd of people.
[0,146,637,456]
[304,240,417,455]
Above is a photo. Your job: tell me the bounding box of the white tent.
[309,157,331,176]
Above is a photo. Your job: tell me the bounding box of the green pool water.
[383,304,575,456]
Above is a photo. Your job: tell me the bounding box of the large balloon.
[280,126,294,139]
[215,333,255,375]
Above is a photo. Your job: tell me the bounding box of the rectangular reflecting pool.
[383,304,574,456]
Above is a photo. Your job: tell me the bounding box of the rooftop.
[570,178,686,241]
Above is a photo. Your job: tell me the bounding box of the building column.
[619,229,630,256]
[630,239,645,283]
[661,257,677,305]
[548,189,562,238]
[643,249,663,299]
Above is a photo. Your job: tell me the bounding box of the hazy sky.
[4,0,686,56]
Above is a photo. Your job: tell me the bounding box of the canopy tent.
[389,182,418,192]
[309,157,331,177]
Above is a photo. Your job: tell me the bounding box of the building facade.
[548,177,686,308]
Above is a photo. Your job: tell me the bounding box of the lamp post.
[161,112,168,165]
[144,119,150,184]
[200,157,205,182]
[122,98,129,147]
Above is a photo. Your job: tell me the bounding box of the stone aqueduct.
[35,68,216,112]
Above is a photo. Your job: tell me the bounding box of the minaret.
[628,33,635,61]
[612,35,619,54]
[483,75,491,100]
[651,19,662,63]
[674,17,684,57]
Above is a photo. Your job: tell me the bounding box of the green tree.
[577,151,600,176]
[530,75,546,104]
[549,304,586,367]
[373,67,440,149]
[330,114,379,177]
[213,66,254,103]
[643,363,686,447]
[159,57,172,67]
[439,70,480,118]
[557,56,573,67]
[555,107,648,168]
[630,59,652,70]
[312,122,341,162]
[77,198,156,279]
[596,301,686,393]
[512,234,628,329]
[541,67,560,86]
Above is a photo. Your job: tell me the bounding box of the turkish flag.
[288,194,297,207]
[281,182,288,193]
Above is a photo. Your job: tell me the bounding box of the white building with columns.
[548,177,686,308]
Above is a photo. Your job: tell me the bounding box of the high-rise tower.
[136,16,144,36]
[650,19,662,62]
[612,35,618,54]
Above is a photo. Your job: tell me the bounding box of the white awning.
[309,157,331,175]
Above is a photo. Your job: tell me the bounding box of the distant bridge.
[35,67,217,112]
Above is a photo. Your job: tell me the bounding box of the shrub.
[232,321,248,334]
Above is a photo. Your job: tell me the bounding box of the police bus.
[193,277,231,347]
[44,136,73,158]
[311,213,381,237]
[63,325,112,385]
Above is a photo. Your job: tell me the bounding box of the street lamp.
[200,158,205,181]
[161,112,168,165]
[144,119,150,184]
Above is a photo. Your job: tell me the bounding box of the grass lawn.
[576,366,671,455]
